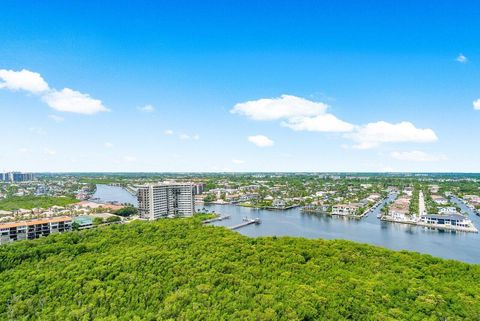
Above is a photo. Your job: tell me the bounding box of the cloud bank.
[347,121,438,149]
[232,95,438,149]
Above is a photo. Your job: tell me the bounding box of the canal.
[204,195,480,264]
[92,184,138,206]
[94,185,480,263]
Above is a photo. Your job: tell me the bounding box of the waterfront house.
[238,193,259,202]
[332,204,359,216]
[389,211,418,223]
[438,207,458,215]
[432,195,448,205]
[420,214,472,228]
[272,199,286,208]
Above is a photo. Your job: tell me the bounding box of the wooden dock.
[229,218,261,230]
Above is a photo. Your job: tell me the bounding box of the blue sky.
[0,1,479,172]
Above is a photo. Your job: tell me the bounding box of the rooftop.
[0,216,72,229]
[422,214,468,221]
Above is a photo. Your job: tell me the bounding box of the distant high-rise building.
[0,172,34,182]
[137,182,195,219]
[193,183,205,195]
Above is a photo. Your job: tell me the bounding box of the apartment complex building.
[0,216,72,245]
[137,182,195,220]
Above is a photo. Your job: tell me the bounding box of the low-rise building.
[0,216,72,244]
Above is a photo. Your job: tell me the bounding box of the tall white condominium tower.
[137,182,195,219]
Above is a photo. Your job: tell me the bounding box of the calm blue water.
[96,185,480,263]
[92,184,138,206]
[203,196,480,264]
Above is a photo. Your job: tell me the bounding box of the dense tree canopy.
[0,196,78,211]
[0,218,479,320]
[114,206,138,217]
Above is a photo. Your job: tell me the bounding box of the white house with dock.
[419,213,477,232]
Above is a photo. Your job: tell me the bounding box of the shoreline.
[381,217,478,233]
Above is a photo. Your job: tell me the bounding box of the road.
[418,190,426,216]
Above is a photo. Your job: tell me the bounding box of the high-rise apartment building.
[137,182,195,220]
[193,183,205,195]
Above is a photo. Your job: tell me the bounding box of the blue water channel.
[204,195,480,264]
[95,185,480,263]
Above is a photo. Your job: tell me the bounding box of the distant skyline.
[1,1,479,172]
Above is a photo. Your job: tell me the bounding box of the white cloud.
[248,135,274,147]
[473,99,480,110]
[456,54,468,64]
[42,88,109,115]
[0,69,109,115]
[123,155,137,162]
[282,114,354,132]
[104,142,114,148]
[0,69,49,93]
[192,134,200,140]
[231,94,328,121]
[390,150,447,162]
[347,121,438,149]
[48,114,64,122]
[232,159,245,164]
[231,94,354,134]
[44,148,57,155]
[164,129,174,135]
[232,95,439,150]
[139,104,155,113]
[18,148,28,153]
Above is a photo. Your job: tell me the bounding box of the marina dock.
[229,218,261,230]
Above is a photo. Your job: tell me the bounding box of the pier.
[229,218,261,230]
[203,215,231,224]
